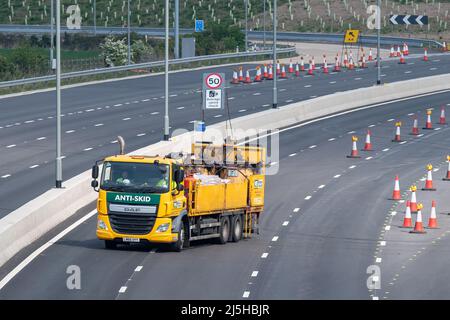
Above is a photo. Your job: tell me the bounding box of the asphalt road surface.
[0,89,449,299]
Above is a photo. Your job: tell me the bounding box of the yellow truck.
[91,141,266,251]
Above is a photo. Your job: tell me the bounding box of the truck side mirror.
[92,165,99,179]
[174,169,184,183]
[91,180,99,189]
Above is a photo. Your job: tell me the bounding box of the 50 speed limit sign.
[203,73,225,110]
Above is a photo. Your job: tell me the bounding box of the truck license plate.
[123,237,140,243]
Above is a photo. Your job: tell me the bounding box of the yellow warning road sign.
[344,29,360,43]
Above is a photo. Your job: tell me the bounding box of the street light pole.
[50,0,54,68]
[263,0,266,49]
[272,0,277,109]
[377,0,381,85]
[175,0,180,59]
[94,0,97,35]
[164,0,170,141]
[127,0,131,64]
[244,0,248,51]
[55,0,62,188]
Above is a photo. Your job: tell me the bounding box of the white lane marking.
[253,93,261,96]
[270,162,278,166]
[304,85,312,88]
[373,296,379,300]
[309,145,316,149]
[238,109,247,113]
[94,123,104,127]
[328,138,336,141]
[177,106,185,110]
[349,165,356,169]
[29,165,39,169]
[36,137,46,140]
[385,226,391,231]
[122,118,131,121]
[135,266,143,272]
[243,291,250,298]
[110,140,118,144]
[25,120,35,123]
[329,81,337,84]
[66,130,75,133]
[282,221,289,226]
[435,127,442,131]
[151,112,159,115]
[368,124,376,128]
[1,174,11,179]
[318,184,325,189]
[0,209,97,290]
[430,67,437,71]
[347,131,356,134]
[214,114,223,118]
[355,77,362,80]
[391,211,397,216]
[289,153,297,157]
[404,71,412,74]
[119,286,127,293]
[170,94,177,97]
[334,174,341,178]
[293,208,300,212]
[83,147,93,151]
[86,108,95,112]
[376,258,382,263]
[141,99,150,102]
[228,97,235,100]
[310,95,317,98]
[279,88,287,92]
[305,196,312,200]
[262,104,270,107]
[286,99,293,103]
[366,156,373,160]
[417,134,424,137]
[251,271,259,277]
[380,241,386,246]
[114,104,122,107]
[407,62,415,65]
[6,144,16,148]
[261,253,269,259]
[399,141,407,144]
[387,118,395,122]
[137,133,146,137]
[382,148,390,152]
[272,236,279,242]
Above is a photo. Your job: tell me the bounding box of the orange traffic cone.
[295,62,300,77]
[392,122,404,142]
[422,164,436,191]
[238,67,244,82]
[401,200,413,228]
[244,70,252,84]
[368,48,373,61]
[288,60,294,73]
[427,200,439,229]
[280,65,287,79]
[399,51,406,64]
[360,54,367,68]
[334,54,341,72]
[343,52,349,68]
[390,45,395,57]
[267,65,273,80]
[307,61,314,76]
[300,57,305,71]
[410,116,420,135]
[348,52,354,69]
[276,61,281,75]
[423,109,433,130]
[254,67,262,82]
[391,175,402,200]
[410,203,426,234]
[323,55,329,74]
[410,185,418,213]
[439,106,447,125]
[347,136,361,158]
[362,130,373,151]
[263,64,268,79]
[231,70,239,84]
[311,56,316,70]
[443,155,450,181]
[396,45,401,57]
[423,48,429,62]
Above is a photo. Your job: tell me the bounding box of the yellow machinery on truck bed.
[91,141,265,251]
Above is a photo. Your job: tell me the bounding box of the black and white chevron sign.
[389,15,428,25]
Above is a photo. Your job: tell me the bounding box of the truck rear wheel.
[231,215,243,242]
[104,240,116,249]
[171,221,189,252]
[218,216,230,244]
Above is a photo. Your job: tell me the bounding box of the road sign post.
[202,73,225,111]
[195,20,204,33]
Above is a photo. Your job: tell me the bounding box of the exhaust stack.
[117,136,125,155]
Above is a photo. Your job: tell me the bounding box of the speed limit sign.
[202,72,225,110]
[205,73,223,89]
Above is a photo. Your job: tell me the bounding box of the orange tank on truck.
[91,142,266,251]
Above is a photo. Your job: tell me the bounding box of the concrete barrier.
[1,73,450,268]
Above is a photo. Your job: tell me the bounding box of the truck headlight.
[98,219,108,230]
[156,223,170,233]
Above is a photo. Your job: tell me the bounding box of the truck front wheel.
[218,216,230,244]
[171,221,189,252]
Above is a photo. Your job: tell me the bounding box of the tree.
[99,36,129,67]
[131,39,153,63]
[191,22,244,55]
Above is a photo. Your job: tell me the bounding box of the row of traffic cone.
[389,43,409,58]
[401,201,438,233]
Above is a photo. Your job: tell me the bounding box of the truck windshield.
[100,161,170,193]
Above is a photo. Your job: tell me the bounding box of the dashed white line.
[366,156,373,160]
[137,133,146,137]
[66,130,75,133]
[309,145,316,149]
[253,93,261,96]
[334,174,341,178]
[380,241,386,246]
[304,85,312,88]
[282,221,289,226]
[382,148,390,152]
[141,99,150,102]
[328,138,336,141]
[349,165,356,169]
[151,112,159,115]
[6,144,16,148]
[238,109,247,113]
[177,106,185,110]
[376,258,382,263]
[261,253,269,258]
[122,118,131,121]
[1,174,11,179]
[387,118,395,122]
[289,153,297,157]
[286,100,293,103]
[272,236,279,242]
[114,104,122,107]
[134,266,143,272]
[94,123,104,127]
[251,271,259,277]
[318,184,325,189]
[29,165,39,169]
[119,286,127,293]
[214,115,223,118]
[368,124,376,128]
[36,137,46,140]
[385,226,391,231]
[399,141,407,144]
[243,291,250,298]
[305,196,312,200]
[293,208,300,213]
[83,147,93,151]
[279,88,287,92]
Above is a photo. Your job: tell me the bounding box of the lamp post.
[272,0,277,109]
[55,0,62,188]
[164,0,170,141]
[377,0,381,85]
[127,0,131,64]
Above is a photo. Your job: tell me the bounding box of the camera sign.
[203,73,225,110]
